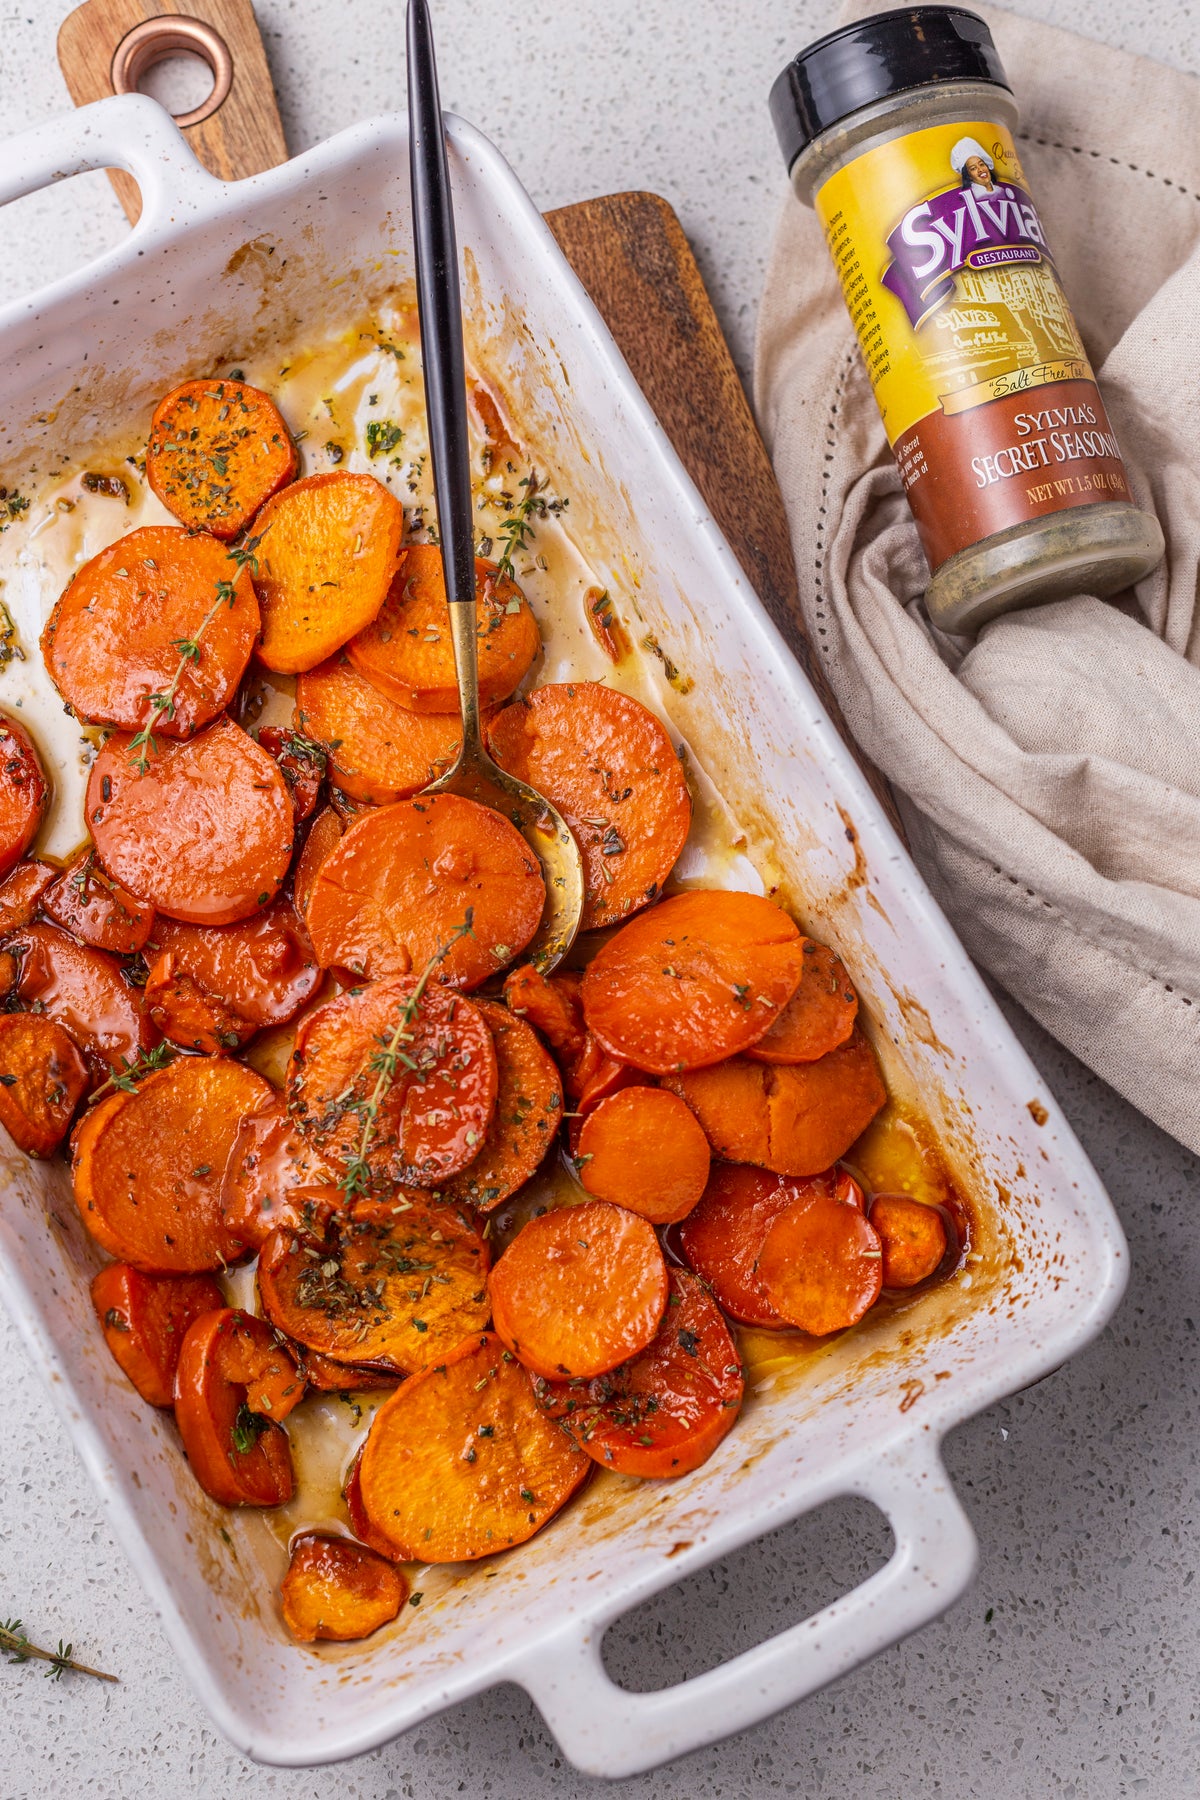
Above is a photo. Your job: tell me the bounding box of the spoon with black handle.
[406,0,584,972]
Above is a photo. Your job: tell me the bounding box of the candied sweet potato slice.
[220,1099,338,1249]
[756,1190,883,1336]
[10,920,150,1073]
[436,999,562,1211]
[281,1534,407,1643]
[296,654,470,804]
[677,1164,863,1327]
[663,1030,886,1175]
[145,896,319,1029]
[356,1331,589,1562]
[287,976,497,1189]
[489,1199,668,1380]
[41,525,259,736]
[147,377,297,540]
[534,1268,743,1477]
[91,1263,225,1406]
[489,683,691,931]
[746,939,858,1064]
[299,1351,398,1393]
[142,952,255,1054]
[503,963,586,1059]
[258,1198,489,1372]
[345,1449,406,1558]
[0,1012,88,1156]
[42,852,154,954]
[252,471,404,673]
[71,1057,274,1271]
[256,724,325,822]
[577,1086,709,1224]
[870,1193,950,1288]
[174,1308,296,1505]
[0,860,56,934]
[0,715,48,882]
[87,717,294,926]
[345,545,539,713]
[581,890,806,1074]
[293,805,343,920]
[305,793,544,988]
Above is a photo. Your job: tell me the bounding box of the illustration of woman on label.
[951,137,997,194]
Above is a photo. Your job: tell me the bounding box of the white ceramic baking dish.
[0,93,1126,1776]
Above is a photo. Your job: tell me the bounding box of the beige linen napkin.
[755,3,1200,1153]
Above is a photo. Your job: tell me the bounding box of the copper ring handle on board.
[110,14,233,129]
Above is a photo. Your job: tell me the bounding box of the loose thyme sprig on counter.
[128,530,266,774]
[1,1617,118,1684]
[338,911,476,1204]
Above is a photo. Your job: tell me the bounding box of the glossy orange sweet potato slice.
[9,920,150,1073]
[71,1057,274,1271]
[42,852,154,954]
[145,896,320,1029]
[90,1263,225,1406]
[296,654,469,803]
[756,1190,883,1336]
[533,1268,743,1477]
[173,1308,296,1505]
[220,1099,338,1250]
[577,1086,709,1224]
[41,526,259,736]
[142,953,254,1054]
[345,545,539,713]
[344,1449,406,1558]
[0,716,48,881]
[503,963,586,1059]
[677,1164,864,1327]
[489,683,691,931]
[87,717,294,925]
[870,1193,949,1288]
[287,976,498,1189]
[252,471,404,673]
[298,1351,398,1393]
[258,1198,489,1371]
[146,377,297,540]
[305,793,544,987]
[581,890,806,1074]
[356,1331,589,1562]
[0,1013,88,1156]
[0,860,56,933]
[568,1034,638,1117]
[430,999,562,1211]
[293,805,343,920]
[746,940,858,1064]
[256,725,324,822]
[490,1199,669,1380]
[663,1030,886,1175]
[281,1534,407,1642]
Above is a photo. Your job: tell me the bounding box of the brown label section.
[894,379,1132,571]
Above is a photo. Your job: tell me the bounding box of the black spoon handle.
[407,0,475,608]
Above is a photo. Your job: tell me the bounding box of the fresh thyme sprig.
[493,471,543,583]
[128,531,266,774]
[90,1041,175,1103]
[338,912,475,1204]
[1,1618,117,1684]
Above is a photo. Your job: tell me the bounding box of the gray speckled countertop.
[0,2,1197,1795]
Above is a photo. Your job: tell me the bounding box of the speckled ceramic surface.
[0,2,1195,1796]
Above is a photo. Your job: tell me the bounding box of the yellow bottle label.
[815,119,1131,571]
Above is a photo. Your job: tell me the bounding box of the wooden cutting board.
[57,0,896,823]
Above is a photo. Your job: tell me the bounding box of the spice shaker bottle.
[769,5,1164,634]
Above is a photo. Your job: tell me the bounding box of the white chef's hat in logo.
[950,136,994,174]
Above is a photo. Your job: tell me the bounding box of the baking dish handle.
[0,95,220,226]
[516,1438,977,1778]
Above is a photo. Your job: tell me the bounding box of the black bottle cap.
[770,7,1010,174]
